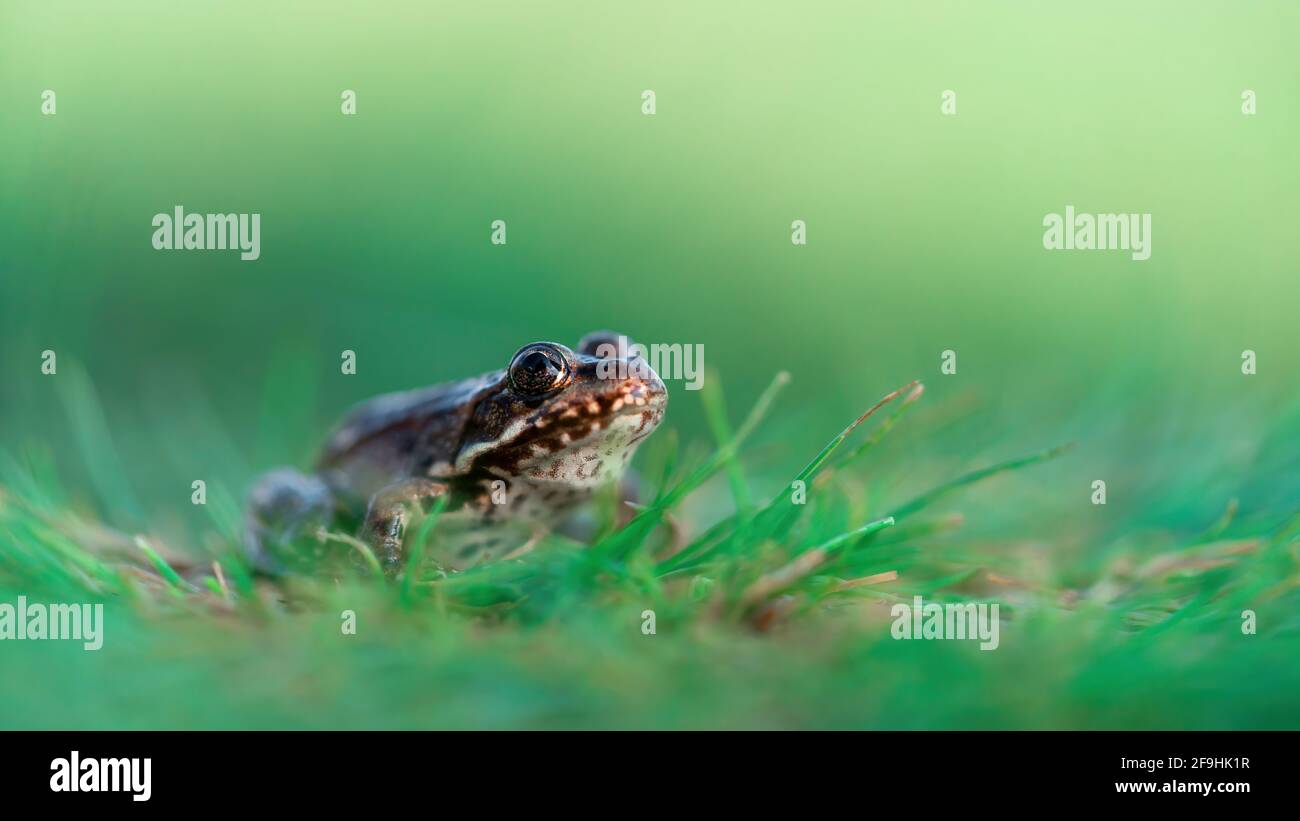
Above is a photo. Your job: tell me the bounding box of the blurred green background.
[2,1,1299,728]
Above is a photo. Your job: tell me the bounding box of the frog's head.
[456,332,667,486]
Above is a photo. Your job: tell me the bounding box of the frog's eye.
[577,330,627,358]
[508,343,571,398]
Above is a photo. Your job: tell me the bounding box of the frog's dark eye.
[508,343,571,398]
[577,330,627,358]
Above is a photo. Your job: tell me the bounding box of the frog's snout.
[620,359,668,411]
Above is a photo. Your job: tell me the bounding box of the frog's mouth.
[459,367,667,477]
[508,401,665,484]
[524,376,665,448]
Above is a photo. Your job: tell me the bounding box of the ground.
[3,375,1298,730]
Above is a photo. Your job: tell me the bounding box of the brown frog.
[244,332,667,575]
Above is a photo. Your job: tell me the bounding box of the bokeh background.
[2,1,1299,728]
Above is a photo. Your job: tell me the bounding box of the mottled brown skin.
[244,332,667,575]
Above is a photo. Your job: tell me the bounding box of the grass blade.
[891,442,1075,521]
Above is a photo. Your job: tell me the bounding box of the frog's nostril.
[629,377,667,406]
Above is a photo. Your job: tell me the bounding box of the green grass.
[2,372,1300,729]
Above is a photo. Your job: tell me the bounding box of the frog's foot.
[361,478,448,576]
[243,468,336,574]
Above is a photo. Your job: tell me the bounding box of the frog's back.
[317,372,501,497]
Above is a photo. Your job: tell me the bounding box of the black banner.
[1,731,1284,808]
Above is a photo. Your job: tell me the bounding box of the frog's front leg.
[361,478,448,574]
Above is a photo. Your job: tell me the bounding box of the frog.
[243,331,667,576]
